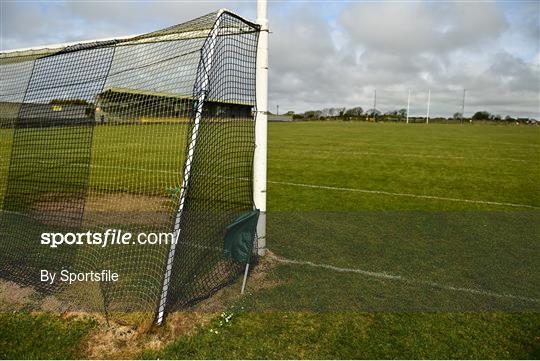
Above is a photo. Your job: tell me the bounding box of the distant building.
[268,114,293,122]
[95,87,254,124]
[1,88,255,127]
[0,101,91,127]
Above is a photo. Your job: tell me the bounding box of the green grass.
[1,121,539,358]
[257,211,539,311]
[0,312,96,359]
[267,122,539,211]
[145,122,539,359]
[140,312,539,359]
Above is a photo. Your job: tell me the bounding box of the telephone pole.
[426,89,431,124]
[373,89,377,120]
[406,89,411,124]
[461,89,467,123]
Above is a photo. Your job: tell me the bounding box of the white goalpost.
[254,0,268,257]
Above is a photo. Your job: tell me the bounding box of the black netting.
[0,10,260,325]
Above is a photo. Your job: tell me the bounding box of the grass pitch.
[0,121,539,358]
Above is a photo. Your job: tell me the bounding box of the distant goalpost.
[0,4,267,326]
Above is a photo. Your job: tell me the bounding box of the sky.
[1,0,539,118]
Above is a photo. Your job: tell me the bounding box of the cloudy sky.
[1,1,539,117]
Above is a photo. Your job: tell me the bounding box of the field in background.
[267,121,539,211]
[1,121,539,358]
[253,122,539,312]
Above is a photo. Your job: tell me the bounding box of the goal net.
[0,10,260,325]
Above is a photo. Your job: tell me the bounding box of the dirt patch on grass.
[0,251,279,359]
[79,311,214,359]
[81,252,280,359]
[0,280,36,311]
[84,192,172,214]
[0,279,89,312]
[196,250,283,313]
[30,192,174,227]
[85,192,174,228]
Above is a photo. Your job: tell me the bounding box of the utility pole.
[406,89,411,124]
[461,89,468,123]
[276,104,279,116]
[373,89,377,121]
[426,89,431,124]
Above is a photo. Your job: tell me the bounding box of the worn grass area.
[0,122,539,358]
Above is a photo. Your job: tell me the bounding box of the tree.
[505,115,515,122]
[472,111,491,120]
[321,107,345,117]
[397,108,407,118]
[303,110,322,119]
[453,112,463,120]
[344,107,363,117]
[365,109,381,117]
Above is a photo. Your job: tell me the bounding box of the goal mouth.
[0,9,261,326]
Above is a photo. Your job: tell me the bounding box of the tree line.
[278,107,537,123]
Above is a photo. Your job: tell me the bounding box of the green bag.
[223,210,260,264]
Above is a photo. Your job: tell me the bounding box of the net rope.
[0,10,259,325]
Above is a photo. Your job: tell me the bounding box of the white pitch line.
[341,151,530,163]
[269,253,539,303]
[275,147,534,163]
[36,160,182,175]
[24,160,540,209]
[268,180,540,210]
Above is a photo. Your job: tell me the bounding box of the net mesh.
[0,10,260,325]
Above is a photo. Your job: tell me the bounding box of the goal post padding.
[0,10,260,325]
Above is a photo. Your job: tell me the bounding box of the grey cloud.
[1,2,81,49]
[1,1,251,50]
[340,2,508,55]
[1,1,538,118]
[483,51,539,92]
[63,1,222,29]
[269,2,537,117]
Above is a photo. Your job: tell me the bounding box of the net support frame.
[155,11,224,326]
[1,8,260,326]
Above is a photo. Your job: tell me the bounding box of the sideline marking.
[268,180,540,210]
[269,253,539,303]
[32,160,540,209]
[275,147,534,163]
